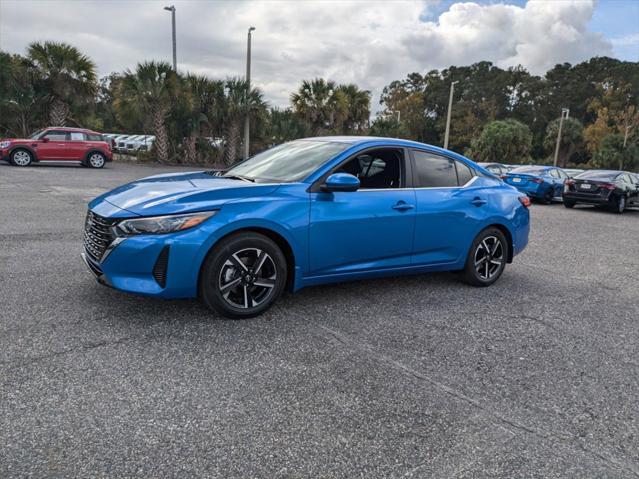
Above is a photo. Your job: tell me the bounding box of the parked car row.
[103,134,156,154]
[502,164,639,214]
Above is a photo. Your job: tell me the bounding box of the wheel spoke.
[253,250,268,275]
[490,259,502,266]
[253,278,275,289]
[491,241,500,256]
[220,277,241,293]
[475,256,487,267]
[230,253,248,272]
[242,285,249,308]
[481,240,490,253]
[484,261,489,278]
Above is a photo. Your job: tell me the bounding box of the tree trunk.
[50,98,69,126]
[224,121,240,166]
[152,105,169,163]
[185,133,197,164]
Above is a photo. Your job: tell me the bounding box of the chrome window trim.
[358,175,479,192]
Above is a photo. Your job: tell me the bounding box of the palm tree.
[291,78,346,135]
[27,41,97,126]
[222,78,267,165]
[115,61,178,163]
[267,108,307,145]
[183,75,225,163]
[336,84,371,133]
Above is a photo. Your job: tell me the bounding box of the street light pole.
[163,6,177,71]
[621,123,633,170]
[553,108,570,167]
[244,26,255,160]
[443,81,458,150]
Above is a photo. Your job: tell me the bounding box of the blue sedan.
[503,165,570,204]
[83,137,531,318]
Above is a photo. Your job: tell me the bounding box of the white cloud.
[0,0,616,111]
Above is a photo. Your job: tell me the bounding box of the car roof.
[45,126,101,135]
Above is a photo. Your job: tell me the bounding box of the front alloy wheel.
[11,149,33,167]
[460,228,507,286]
[614,195,625,214]
[200,232,287,318]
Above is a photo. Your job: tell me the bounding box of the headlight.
[115,211,217,236]
[0,141,11,148]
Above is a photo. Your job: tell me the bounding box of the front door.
[308,147,415,276]
[36,130,71,160]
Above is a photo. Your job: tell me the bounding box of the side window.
[43,130,68,141]
[455,161,474,185]
[549,169,559,178]
[412,150,458,187]
[70,132,86,141]
[87,134,102,141]
[335,148,402,189]
[557,169,568,180]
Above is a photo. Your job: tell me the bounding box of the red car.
[1,127,113,168]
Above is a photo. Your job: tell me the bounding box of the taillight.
[499,175,507,180]
[602,183,616,190]
[518,196,531,208]
[531,178,543,184]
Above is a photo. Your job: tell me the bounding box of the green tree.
[27,41,97,126]
[589,133,639,171]
[266,108,307,145]
[335,84,371,133]
[543,117,585,167]
[291,78,346,135]
[115,61,178,163]
[222,77,267,165]
[468,119,532,164]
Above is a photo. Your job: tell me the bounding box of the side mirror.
[323,173,360,192]
[41,137,50,143]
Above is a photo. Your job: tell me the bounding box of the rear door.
[410,150,482,266]
[68,131,91,160]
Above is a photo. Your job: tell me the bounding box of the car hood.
[89,171,281,217]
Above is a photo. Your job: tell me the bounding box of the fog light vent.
[152,246,170,288]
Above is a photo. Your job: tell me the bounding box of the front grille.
[84,211,116,262]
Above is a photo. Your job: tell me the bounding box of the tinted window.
[412,151,458,187]
[510,166,546,175]
[43,130,68,141]
[87,133,102,141]
[575,170,619,181]
[335,149,402,189]
[70,132,86,141]
[549,169,559,178]
[456,161,474,185]
[557,169,569,180]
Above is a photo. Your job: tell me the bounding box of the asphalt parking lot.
[1,161,638,478]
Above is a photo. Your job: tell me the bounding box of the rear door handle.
[392,201,414,211]
[471,197,487,206]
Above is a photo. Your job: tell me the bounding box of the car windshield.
[223,140,349,182]
[29,129,45,139]
[575,170,619,180]
[510,166,546,175]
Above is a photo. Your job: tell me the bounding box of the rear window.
[87,133,103,141]
[510,166,546,175]
[575,171,619,181]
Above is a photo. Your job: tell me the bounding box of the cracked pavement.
[1,161,638,478]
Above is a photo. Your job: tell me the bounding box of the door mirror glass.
[323,173,360,192]
[41,137,50,143]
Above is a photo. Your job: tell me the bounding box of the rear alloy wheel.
[460,228,507,287]
[200,232,287,318]
[542,188,554,205]
[87,152,106,168]
[11,149,33,167]
[614,195,626,214]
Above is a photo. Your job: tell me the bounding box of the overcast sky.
[1,0,637,111]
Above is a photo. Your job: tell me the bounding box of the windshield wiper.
[223,174,255,183]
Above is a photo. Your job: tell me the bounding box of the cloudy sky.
[1,0,637,111]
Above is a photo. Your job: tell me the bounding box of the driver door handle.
[392,201,414,211]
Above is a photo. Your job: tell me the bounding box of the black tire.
[87,151,106,168]
[563,200,575,208]
[200,232,287,318]
[613,195,626,214]
[10,148,33,167]
[460,227,508,287]
[541,188,554,205]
